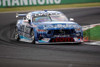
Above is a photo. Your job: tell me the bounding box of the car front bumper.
[36,37,83,44]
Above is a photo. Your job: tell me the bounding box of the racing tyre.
[30,30,35,44]
[14,27,20,41]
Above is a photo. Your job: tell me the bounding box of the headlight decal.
[37,29,47,32]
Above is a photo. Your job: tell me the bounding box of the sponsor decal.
[34,12,61,17]
[44,24,77,29]
[51,38,74,42]
[0,0,61,7]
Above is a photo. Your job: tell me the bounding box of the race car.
[14,10,83,44]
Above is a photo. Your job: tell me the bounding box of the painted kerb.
[0,0,100,8]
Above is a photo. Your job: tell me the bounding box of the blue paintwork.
[16,11,83,43]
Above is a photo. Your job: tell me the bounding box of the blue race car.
[14,10,83,44]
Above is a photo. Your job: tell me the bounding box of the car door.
[20,20,31,38]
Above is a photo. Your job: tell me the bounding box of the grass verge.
[0,2,100,12]
[83,25,100,41]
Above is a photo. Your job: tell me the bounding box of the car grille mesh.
[48,29,76,35]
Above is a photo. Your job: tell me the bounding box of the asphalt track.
[0,7,100,67]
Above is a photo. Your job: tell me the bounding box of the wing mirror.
[28,20,31,24]
[69,18,74,22]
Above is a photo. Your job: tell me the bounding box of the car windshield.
[33,16,51,22]
[50,15,68,21]
[32,15,68,22]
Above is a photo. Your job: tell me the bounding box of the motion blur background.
[0,0,100,67]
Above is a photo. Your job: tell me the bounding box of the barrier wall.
[0,0,100,8]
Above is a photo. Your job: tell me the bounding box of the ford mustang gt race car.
[14,10,83,44]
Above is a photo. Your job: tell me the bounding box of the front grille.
[48,29,76,35]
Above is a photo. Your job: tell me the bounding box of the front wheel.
[30,30,35,44]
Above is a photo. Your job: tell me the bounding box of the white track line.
[84,41,100,45]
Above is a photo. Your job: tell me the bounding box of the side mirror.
[28,20,31,24]
[69,18,74,22]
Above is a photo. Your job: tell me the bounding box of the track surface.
[0,7,100,67]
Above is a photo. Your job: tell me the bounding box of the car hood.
[32,21,80,29]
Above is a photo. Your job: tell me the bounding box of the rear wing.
[16,13,27,18]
